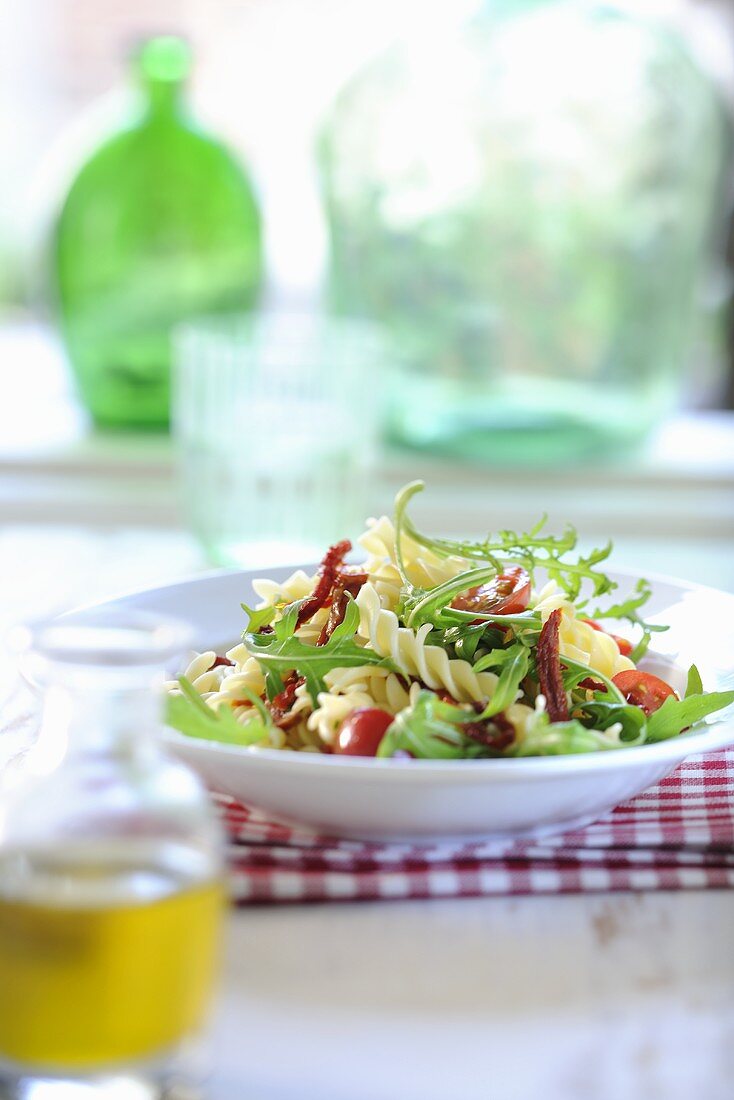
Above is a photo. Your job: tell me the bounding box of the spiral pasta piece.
[355,582,500,704]
[206,656,267,709]
[304,669,419,746]
[166,646,297,749]
[163,651,232,696]
[558,614,634,679]
[325,666,414,712]
[252,569,315,608]
[532,581,572,619]
[358,515,470,610]
[252,570,331,643]
[309,693,372,746]
[227,706,289,749]
[533,582,634,679]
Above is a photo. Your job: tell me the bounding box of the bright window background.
[1,0,733,694]
[2,0,734,333]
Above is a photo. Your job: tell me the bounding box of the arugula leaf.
[579,700,647,744]
[394,481,616,605]
[588,578,653,624]
[166,678,272,746]
[441,622,504,663]
[455,627,489,662]
[403,567,506,629]
[473,645,524,671]
[393,480,424,590]
[443,606,541,633]
[645,690,734,743]
[685,665,703,698]
[587,577,666,657]
[544,541,614,603]
[560,656,626,703]
[242,597,395,703]
[510,711,631,756]
[478,647,530,718]
[376,691,491,760]
[629,630,653,664]
[241,602,276,634]
[401,565,543,632]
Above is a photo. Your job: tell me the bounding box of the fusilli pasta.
[533,581,634,679]
[355,582,500,704]
[358,515,469,610]
[163,651,231,696]
[305,666,417,746]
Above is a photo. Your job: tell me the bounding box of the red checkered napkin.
[216,748,734,904]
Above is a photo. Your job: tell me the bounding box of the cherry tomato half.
[612,670,677,716]
[335,708,394,756]
[451,566,531,617]
[582,618,633,657]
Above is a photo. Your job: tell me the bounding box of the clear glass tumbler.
[173,313,384,567]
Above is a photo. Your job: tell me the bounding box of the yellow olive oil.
[0,878,223,1069]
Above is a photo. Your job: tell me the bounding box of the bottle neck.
[134,36,191,124]
[141,77,185,122]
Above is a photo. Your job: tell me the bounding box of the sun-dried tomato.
[272,707,305,732]
[463,712,516,752]
[537,609,569,722]
[428,690,515,751]
[295,540,352,628]
[271,673,300,712]
[340,570,369,597]
[269,671,305,730]
[579,676,605,693]
[317,586,350,646]
[316,570,368,646]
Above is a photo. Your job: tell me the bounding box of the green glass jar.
[53,37,262,429]
[319,1,727,463]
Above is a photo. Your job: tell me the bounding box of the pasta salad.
[166,483,734,758]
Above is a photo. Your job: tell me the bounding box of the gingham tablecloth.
[218,749,734,903]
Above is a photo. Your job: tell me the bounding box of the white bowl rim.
[72,560,727,611]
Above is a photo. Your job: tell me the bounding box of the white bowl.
[88,566,734,841]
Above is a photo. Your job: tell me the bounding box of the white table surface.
[2,323,734,1099]
[1,527,732,1100]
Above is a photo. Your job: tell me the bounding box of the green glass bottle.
[53,36,262,428]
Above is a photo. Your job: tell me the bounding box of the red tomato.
[335,708,394,756]
[582,618,633,657]
[612,670,677,716]
[451,566,531,616]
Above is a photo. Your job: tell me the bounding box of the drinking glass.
[173,314,384,567]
